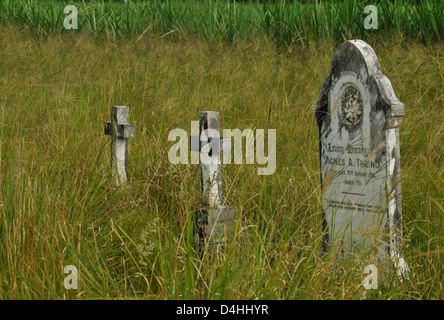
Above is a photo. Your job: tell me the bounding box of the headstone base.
[194,205,235,255]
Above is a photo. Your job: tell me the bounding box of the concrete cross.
[190,111,235,254]
[104,106,135,187]
[190,111,231,207]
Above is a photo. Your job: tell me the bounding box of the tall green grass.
[0,0,443,45]
[0,22,442,299]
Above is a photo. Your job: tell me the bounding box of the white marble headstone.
[313,40,408,277]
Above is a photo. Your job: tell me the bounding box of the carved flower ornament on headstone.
[339,86,363,127]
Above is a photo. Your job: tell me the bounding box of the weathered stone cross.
[190,111,235,253]
[104,106,135,187]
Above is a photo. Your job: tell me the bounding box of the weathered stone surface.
[313,40,408,277]
[194,205,236,253]
[104,105,135,187]
[198,111,223,207]
[191,111,236,255]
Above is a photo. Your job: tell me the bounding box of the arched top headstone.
[313,40,404,130]
[312,40,409,278]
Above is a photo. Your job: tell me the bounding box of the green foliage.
[0,0,443,45]
[0,23,443,299]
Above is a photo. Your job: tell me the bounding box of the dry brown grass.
[0,24,443,299]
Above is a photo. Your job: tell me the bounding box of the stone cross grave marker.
[190,111,235,254]
[104,106,135,187]
[313,40,409,277]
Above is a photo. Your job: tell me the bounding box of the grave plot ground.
[0,24,443,299]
